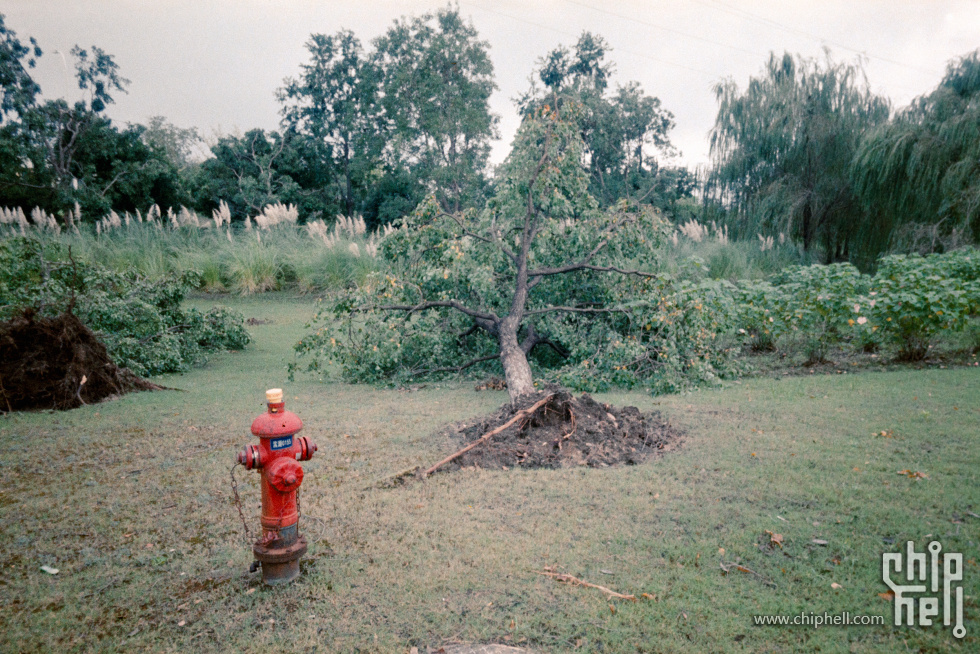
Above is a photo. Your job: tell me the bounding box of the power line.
[459,0,719,78]
[562,0,768,60]
[698,0,936,75]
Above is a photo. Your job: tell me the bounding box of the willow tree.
[707,51,889,262]
[852,49,980,255]
[294,104,679,402]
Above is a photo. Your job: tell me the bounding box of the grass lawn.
[0,293,976,653]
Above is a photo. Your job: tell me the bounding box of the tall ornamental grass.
[0,202,386,295]
[658,218,812,281]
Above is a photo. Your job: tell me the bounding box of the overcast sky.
[5,1,979,170]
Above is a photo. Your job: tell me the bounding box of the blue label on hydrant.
[270,436,293,450]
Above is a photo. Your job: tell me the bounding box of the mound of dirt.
[433,388,680,472]
[0,310,161,412]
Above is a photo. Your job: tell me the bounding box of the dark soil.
[437,388,680,472]
[0,309,161,412]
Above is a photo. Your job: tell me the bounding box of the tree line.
[0,8,690,231]
[707,49,980,267]
[0,8,977,267]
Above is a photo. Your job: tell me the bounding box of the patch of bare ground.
[428,387,681,474]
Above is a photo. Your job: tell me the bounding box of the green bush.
[771,263,871,362]
[872,254,975,360]
[731,280,783,351]
[294,274,745,396]
[730,249,979,362]
[0,237,249,376]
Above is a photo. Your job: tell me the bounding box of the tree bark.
[802,202,813,252]
[498,317,535,402]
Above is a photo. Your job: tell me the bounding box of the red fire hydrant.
[237,388,317,585]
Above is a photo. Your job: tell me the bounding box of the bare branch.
[423,394,555,478]
[99,169,128,198]
[527,213,638,279]
[374,300,499,323]
[525,305,632,316]
[518,323,570,358]
[439,211,519,265]
[411,353,499,377]
[528,263,662,279]
[536,569,637,602]
[456,324,479,342]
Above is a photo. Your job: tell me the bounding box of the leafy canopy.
[279,30,380,219]
[518,32,688,212]
[0,14,41,123]
[295,103,742,395]
[372,6,498,213]
[0,18,183,219]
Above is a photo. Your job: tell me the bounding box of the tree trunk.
[343,139,354,217]
[802,203,813,252]
[498,319,535,402]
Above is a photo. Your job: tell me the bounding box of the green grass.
[0,294,976,652]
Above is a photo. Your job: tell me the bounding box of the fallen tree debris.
[423,395,554,478]
[536,567,638,601]
[719,560,777,587]
[426,388,679,474]
[0,310,162,411]
[363,466,421,490]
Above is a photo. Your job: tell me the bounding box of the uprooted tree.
[295,103,741,401]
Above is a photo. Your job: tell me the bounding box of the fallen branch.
[362,466,420,490]
[719,560,777,587]
[422,394,553,478]
[537,569,637,601]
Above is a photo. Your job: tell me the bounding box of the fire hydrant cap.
[251,408,303,437]
[266,388,284,403]
[267,458,304,492]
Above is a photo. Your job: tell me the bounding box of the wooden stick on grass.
[719,560,777,588]
[422,394,554,478]
[537,570,637,601]
[362,466,420,490]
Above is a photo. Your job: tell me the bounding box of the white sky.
[4,1,979,170]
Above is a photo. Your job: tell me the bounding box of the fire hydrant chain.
[229,462,253,545]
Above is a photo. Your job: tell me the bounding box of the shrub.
[872,254,974,360]
[771,263,871,362]
[0,237,249,376]
[732,280,783,351]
